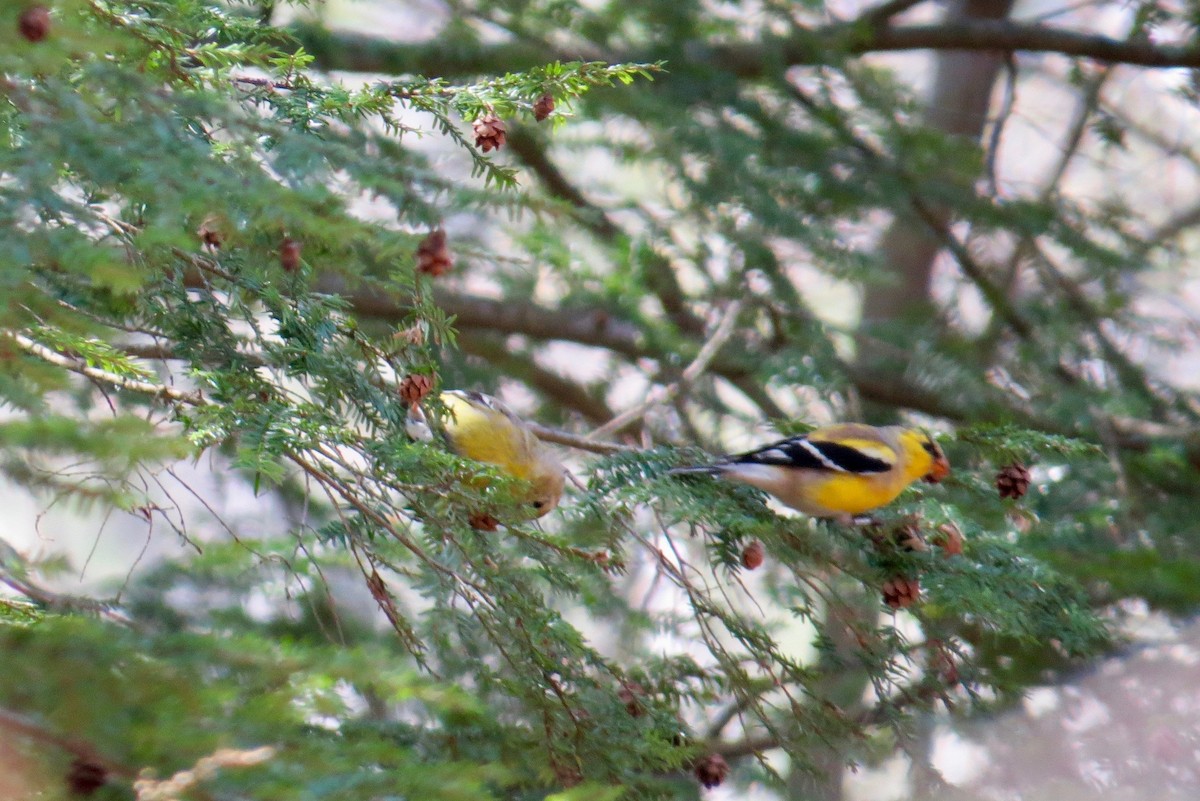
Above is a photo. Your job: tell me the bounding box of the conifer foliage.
[0,0,1197,799]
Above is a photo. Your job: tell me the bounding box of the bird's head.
[898,429,950,484]
[527,458,565,518]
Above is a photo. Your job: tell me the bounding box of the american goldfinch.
[408,390,565,518]
[672,424,949,519]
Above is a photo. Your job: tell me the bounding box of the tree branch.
[175,265,1195,457]
[587,299,744,440]
[106,262,1200,459]
[2,331,207,406]
[505,125,707,337]
[853,20,1200,67]
[292,20,1200,83]
[504,125,622,240]
[456,332,617,425]
[525,422,633,454]
[0,706,134,779]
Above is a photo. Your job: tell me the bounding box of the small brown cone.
[552,761,583,788]
[932,522,964,557]
[395,324,426,346]
[931,642,959,686]
[197,216,225,250]
[533,93,555,122]
[882,576,921,609]
[694,753,729,789]
[279,237,301,272]
[893,519,928,552]
[618,681,646,717]
[18,6,50,42]
[473,113,507,152]
[589,550,626,574]
[65,757,107,797]
[741,540,764,570]
[365,569,409,639]
[469,513,499,532]
[397,374,434,407]
[415,230,453,277]
[996,461,1032,500]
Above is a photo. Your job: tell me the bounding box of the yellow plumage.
[672,424,949,520]
[411,390,565,518]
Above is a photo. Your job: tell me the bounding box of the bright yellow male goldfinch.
[672,424,949,519]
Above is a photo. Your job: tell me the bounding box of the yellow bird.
[672,424,949,520]
[409,390,565,518]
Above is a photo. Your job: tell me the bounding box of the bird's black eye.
[531,500,545,510]
[921,439,940,457]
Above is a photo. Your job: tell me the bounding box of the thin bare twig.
[587,300,745,440]
[525,422,633,454]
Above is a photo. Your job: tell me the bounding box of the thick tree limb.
[854,20,1200,66]
[504,126,621,240]
[380,286,645,357]
[291,20,1200,82]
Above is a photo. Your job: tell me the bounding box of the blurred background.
[4,0,1200,797]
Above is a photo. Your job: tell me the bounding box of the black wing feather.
[730,437,892,474]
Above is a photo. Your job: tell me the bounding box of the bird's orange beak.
[923,455,951,484]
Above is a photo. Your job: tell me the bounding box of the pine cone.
[893,519,928,552]
[18,6,50,42]
[397,374,434,406]
[932,646,959,686]
[196,215,224,250]
[589,550,626,574]
[553,762,583,788]
[741,540,765,570]
[533,93,555,122]
[618,681,647,717]
[932,522,964,557]
[395,324,426,346]
[882,576,921,609]
[415,230,454,277]
[469,513,499,532]
[65,757,107,797]
[279,237,301,272]
[694,753,729,789]
[996,461,1032,499]
[473,113,507,152]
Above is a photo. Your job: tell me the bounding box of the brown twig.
[587,299,744,440]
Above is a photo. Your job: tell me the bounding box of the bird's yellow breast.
[805,473,906,517]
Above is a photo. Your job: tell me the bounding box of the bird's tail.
[667,465,724,476]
